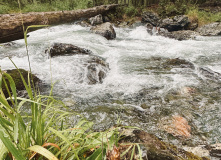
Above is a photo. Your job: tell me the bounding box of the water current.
[0,24,221,147]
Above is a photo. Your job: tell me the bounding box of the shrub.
[187,8,221,26]
[124,6,139,17]
[158,0,189,17]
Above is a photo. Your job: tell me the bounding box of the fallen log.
[0,4,119,43]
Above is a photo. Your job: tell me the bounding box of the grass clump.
[0,67,126,159]
[0,0,94,13]
[187,8,221,26]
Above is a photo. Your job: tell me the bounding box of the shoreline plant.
[0,1,143,159]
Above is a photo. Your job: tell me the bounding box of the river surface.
[0,24,221,147]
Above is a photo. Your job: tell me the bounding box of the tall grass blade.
[28,145,58,160]
[9,59,33,99]
[86,147,104,160]
[136,143,143,160]
[0,140,8,160]
[2,72,18,106]
[0,126,26,160]
[130,145,135,160]
[120,145,133,157]
[49,127,80,160]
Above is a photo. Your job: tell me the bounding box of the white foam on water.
[1,24,221,144]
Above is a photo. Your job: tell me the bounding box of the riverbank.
[0,4,119,43]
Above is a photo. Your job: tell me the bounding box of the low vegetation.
[0,62,143,159]
[0,0,219,25]
[187,8,221,26]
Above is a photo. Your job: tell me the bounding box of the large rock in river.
[46,43,109,84]
[90,22,116,40]
[146,22,199,40]
[160,15,190,32]
[162,30,199,41]
[1,69,40,98]
[141,11,161,26]
[46,43,92,57]
[196,22,221,36]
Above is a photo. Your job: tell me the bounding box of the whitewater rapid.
[0,24,221,145]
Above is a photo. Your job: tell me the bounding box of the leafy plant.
[0,68,127,159]
[187,7,221,26]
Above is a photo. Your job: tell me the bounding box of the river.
[0,24,221,147]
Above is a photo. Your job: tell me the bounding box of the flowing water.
[0,24,221,147]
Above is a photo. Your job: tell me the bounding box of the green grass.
[186,8,221,26]
[0,0,94,13]
[0,66,124,159]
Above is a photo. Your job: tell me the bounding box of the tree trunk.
[0,4,119,43]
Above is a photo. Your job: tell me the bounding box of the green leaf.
[28,145,58,160]
[0,102,15,121]
[9,60,34,100]
[2,72,18,106]
[86,147,105,160]
[120,145,133,157]
[0,95,14,114]
[136,144,143,160]
[0,139,8,160]
[130,145,135,160]
[14,115,19,143]
[0,127,26,160]
[49,127,80,160]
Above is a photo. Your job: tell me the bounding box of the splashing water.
[1,24,221,146]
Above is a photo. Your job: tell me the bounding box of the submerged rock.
[184,143,221,159]
[159,115,191,138]
[46,43,109,84]
[209,143,221,158]
[120,128,207,160]
[163,58,195,69]
[198,67,221,81]
[196,22,221,36]
[90,22,116,40]
[2,69,40,98]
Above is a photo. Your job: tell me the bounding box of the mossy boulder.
[1,69,40,98]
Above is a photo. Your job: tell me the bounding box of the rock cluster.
[87,14,116,40]
[46,43,109,84]
[119,128,208,160]
[142,11,221,40]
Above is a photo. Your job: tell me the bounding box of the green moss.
[2,69,40,97]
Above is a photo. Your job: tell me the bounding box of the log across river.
[0,4,119,43]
